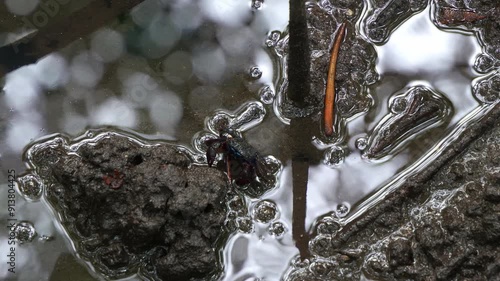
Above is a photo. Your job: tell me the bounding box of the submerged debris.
[21,131,228,281]
[437,6,488,25]
[363,85,453,161]
[433,0,500,60]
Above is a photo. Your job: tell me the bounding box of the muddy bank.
[22,132,229,280]
[288,105,500,280]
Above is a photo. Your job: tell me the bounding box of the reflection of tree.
[289,0,313,260]
[0,0,145,77]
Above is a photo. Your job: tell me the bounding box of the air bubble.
[260,156,282,176]
[390,97,407,114]
[318,0,333,12]
[193,132,218,154]
[355,137,368,151]
[259,86,275,104]
[363,252,389,276]
[268,221,286,237]
[265,31,281,47]
[316,217,340,235]
[252,200,278,223]
[309,259,336,277]
[474,79,499,104]
[310,235,336,257]
[251,0,263,10]
[208,113,231,133]
[336,203,350,218]
[490,75,500,92]
[249,66,262,79]
[364,69,379,85]
[16,174,43,201]
[227,195,246,215]
[229,102,266,131]
[195,154,206,163]
[206,105,270,134]
[323,146,345,167]
[473,54,495,74]
[14,221,37,244]
[291,255,311,268]
[39,235,54,242]
[236,216,254,233]
[224,218,237,232]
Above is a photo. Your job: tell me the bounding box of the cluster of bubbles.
[251,0,264,10]
[265,31,282,48]
[13,221,37,244]
[285,250,342,280]
[225,194,253,233]
[252,200,286,237]
[309,216,342,258]
[473,71,500,104]
[473,54,498,74]
[259,86,276,104]
[225,195,286,238]
[335,203,350,218]
[316,216,340,235]
[390,97,408,114]
[268,221,286,237]
[323,146,345,167]
[253,200,278,223]
[16,174,43,201]
[355,137,368,151]
[247,64,276,105]
[249,67,263,79]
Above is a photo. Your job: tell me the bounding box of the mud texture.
[284,0,377,129]
[289,105,500,280]
[364,0,428,44]
[435,0,500,61]
[25,133,228,281]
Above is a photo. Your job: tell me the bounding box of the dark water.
[0,0,496,280]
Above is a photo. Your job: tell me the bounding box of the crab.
[205,130,269,185]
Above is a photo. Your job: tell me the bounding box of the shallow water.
[0,0,496,280]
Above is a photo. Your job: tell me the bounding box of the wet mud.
[21,133,229,280]
[283,0,500,279]
[363,86,453,160]
[287,105,500,280]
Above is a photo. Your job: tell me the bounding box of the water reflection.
[376,7,478,74]
[5,0,40,16]
[90,28,125,63]
[91,97,138,128]
[0,0,492,280]
[70,51,104,88]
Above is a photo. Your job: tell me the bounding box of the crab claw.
[206,146,217,167]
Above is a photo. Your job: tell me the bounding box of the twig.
[324,22,346,137]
